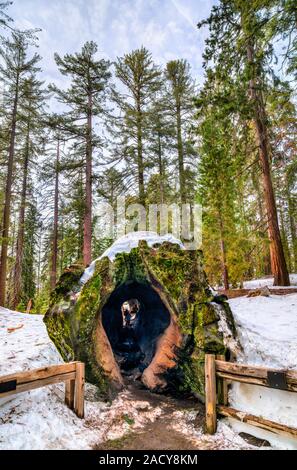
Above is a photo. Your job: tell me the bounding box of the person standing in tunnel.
[118,298,145,373]
[121,299,140,329]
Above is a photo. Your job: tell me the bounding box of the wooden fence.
[205,354,297,438]
[0,361,85,418]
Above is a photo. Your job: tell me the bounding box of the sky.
[9,0,217,89]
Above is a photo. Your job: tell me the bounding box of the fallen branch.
[7,324,24,333]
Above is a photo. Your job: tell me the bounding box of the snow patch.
[0,308,170,450]
[243,274,297,289]
[228,293,297,449]
[170,409,260,450]
[80,231,184,285]
[229,294,297,368]
[212,302,242,357]
[1,286,297,449]
[0,307,62,378]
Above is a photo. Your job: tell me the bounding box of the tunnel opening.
[102,281,171,380]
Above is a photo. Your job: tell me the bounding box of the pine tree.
[19,198,39,311]
[196,74,245,288]
[198,0,291,286]
[267,0,297,79]
[146,93,175,204]
[0,1,12,30]
[164,59,196,204]
[0,32,41,305]
[50,41,111,266]
[9,74,46,308]
[111,47,161,205]
[39,115,63,291]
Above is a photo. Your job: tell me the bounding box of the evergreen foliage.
[0,1,295,308]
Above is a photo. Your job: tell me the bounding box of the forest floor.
[219,273,297,298]
[0,307,254,450]
[93,384,206,451]
[93,381,266,450]
[1,281,297,449]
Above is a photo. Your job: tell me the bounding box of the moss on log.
[44,240,237,399]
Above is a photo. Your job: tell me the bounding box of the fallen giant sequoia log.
[44,232,238,399]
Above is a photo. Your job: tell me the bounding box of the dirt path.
[92,381,268,450]
[94,383,205,450]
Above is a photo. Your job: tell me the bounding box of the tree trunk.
[246,42,290,286]
[10,121,30,309]
[218,213,229,290]
[252,165,271,275]
[50,137,60,290]
[279,197,291,272]
[136,94,145,205]
[176,101,186,204]
[36,230,42,298]
[286,178,297,271]
[78,168,84,260]
[83,94,92,266]
[0,77,19,306]
[60,214,64,273]
[157,131,164,204]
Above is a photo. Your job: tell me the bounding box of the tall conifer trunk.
[83,93,92,266]
[246,40,290,286]
[157,131,164,204]
[176,101,185,204]
[0,75,19,306]
[50,138,60,290]
[218,213,229,290]
[286,178,297,271]
[11,120,30,308]
[136,92,145,205]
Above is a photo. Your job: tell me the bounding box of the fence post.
[65,379,75,410]
[74,362,85,418]
[205,354,217,434]
[216,354,228,406]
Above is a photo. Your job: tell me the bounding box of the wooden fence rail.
[0,361,85,418]
[205,354,297,438]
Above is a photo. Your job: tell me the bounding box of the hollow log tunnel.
[44,235,238,399]
[102,281,171,378]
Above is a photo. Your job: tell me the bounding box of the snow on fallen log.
[80,231,184,285]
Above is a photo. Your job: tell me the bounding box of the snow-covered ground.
[0,308,164,450]
[1,289,297,450]
[228,293,297,449]
[243,273,297,289]
[0,306,251,450]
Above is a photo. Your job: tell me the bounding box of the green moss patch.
[44,241,236,399]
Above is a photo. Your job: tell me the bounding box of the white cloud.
[8,0,215,86]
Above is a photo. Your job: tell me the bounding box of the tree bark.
[157,131,164,204]
[218,212,229,290]
[136,93,145,205]
[252,165,271,275]
[0,76,19,306]
[78,168,84,260]
[279,197,291,272]
[176,101,186,204]
[50,137,60,290]
[246,41,290,286]
[36,230,42,299]
[286,177,297,271]
[83,93,92,266]
[10,121,30,309]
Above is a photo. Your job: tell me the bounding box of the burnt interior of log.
[102,281,170,378]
